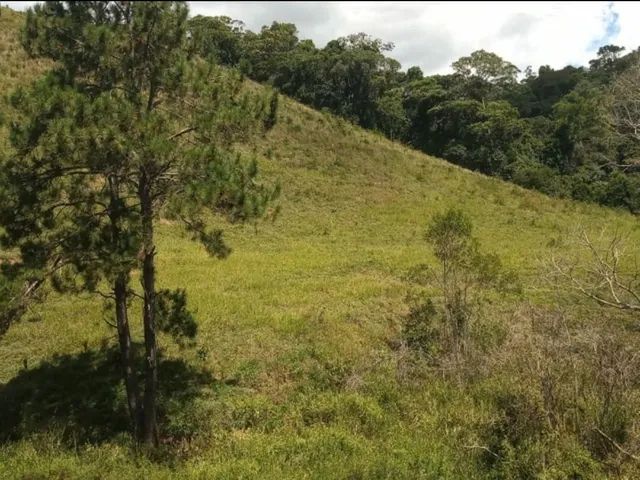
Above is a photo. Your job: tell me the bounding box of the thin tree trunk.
[140,169,159,446]
[114,274,142,439]
[108,175,142,440]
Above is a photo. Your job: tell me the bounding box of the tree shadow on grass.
[0,344,214,446]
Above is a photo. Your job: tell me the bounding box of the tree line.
[188,17,640,211]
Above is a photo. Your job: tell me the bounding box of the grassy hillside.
[1,6,640,479]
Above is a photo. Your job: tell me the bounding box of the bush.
[507,159,568,197]
[423,208,519,353]
[401,296,440,358]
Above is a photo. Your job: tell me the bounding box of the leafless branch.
[609,62,640,144]
[463,444,501,459]
[548,228,640,311]
[168,126,196,140]
[594,427,640,462]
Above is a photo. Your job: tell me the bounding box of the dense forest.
[187,16,640,211]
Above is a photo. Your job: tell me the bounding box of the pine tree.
[0,1,278,445]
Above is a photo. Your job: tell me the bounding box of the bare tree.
[610,63,640,141]
[549,229,640,311]
[609,62,640,169]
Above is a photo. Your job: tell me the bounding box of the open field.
[1,6,639,479]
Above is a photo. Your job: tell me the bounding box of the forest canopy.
[188,16,640,211]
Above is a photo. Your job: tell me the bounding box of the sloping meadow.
[1,6,640,479]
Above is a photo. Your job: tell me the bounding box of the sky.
[5,1,640,75]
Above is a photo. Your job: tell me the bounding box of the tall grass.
[1,6,639,479]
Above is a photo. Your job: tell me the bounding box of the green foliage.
[513,65,585,117]
[589,44,637,84]
[425,208,474,264]
[264,90,279,131]
[156,289,197,346]
[416,209,520,356]
[552,81,614,173]
[602,170,640,212]
[2,5,640,479]
[241,22,300,82]
[405,66,423,82]
[181,10,640,211]
[401,296,441,357]
[375,88,409,140]
[1,1,279,444]
[495,432,604,479]
[451,49,520,86]
[5,0,279,294]
[187,15,245,65]
[507,159,567,197]
[0,266,44,337]
[466,101,534,174]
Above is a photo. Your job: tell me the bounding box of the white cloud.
[188,1,640,74]
[5,1,640,75]
[611,2,640,57]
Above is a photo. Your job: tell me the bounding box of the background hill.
[1,6,640,479]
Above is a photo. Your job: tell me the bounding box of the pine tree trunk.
[140,170,159,446]
[108,175,142,440]
[114,274,142,439]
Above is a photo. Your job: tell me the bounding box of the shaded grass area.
[0,345,214,446]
